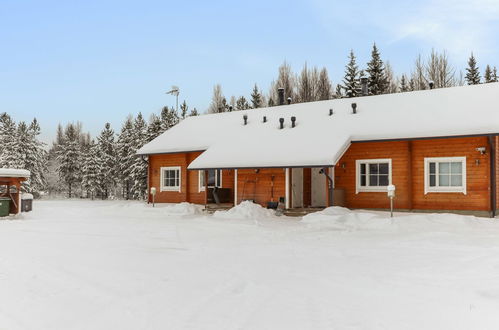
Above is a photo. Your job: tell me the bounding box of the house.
[137,83,499,217]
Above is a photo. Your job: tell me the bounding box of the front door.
[311,168,327,207]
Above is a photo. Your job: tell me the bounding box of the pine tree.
[399,74,409,92]
[493,67,498,82]
[147,114,162,142]
[484,65,493,83]
[56,123,82,198]
[465,53,481,85]
[117,116,135,199]
[96,123,116,199]
[24,119,47,194]
[160,106,179,132]
[342,50,360,98]
[250,84,262,108]
[130,113,148,199]
[366,43,388,95]
[81,140,101,199]
[189,108,199,116]
[0,113,20,168]
[179,100,188,119]
[236,96,249,110]
[317,67,332,100]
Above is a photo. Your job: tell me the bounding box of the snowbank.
[160,202,204,216]
[213,201,276,220]
[0,168,30,178]
[302,206,497,232]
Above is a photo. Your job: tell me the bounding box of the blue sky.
[1,0,499,143]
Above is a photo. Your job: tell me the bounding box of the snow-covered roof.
[0,168,30,178]
[137,83,499,169]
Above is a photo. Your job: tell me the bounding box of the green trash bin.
[0,198,11,217]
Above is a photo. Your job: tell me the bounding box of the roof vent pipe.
[291,116,296,128]
[360,77,369,96]
[229,105,233,112]
[287,97,292,105]
[263,116,267,123]
[329,108,333,116]
[351,103,357,114]
[278,88,285,105]
[243,114,248,125]
[279,118,284,129]
[429,80,434,89]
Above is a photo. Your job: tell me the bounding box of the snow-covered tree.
[0,113,20,168]
[399,74,409,92]
[160,106,179,132]
[23,119,47,194]
[465,53,481,85]
[117,116,135,199]
[130,113,148,199]
[342,50,360,98]
[236,96,250,110]
[484,65,493,83]
[189,108,199,116]
[207,84,226,113]
[250,84,263,108]
[366,43,388,95]
[180,100,189,119]
[147,114,162,142]
[56,123,82,198]
[96,123,116,198]
[81,140,101,199]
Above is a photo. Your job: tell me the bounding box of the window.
[160,166,181,192]
[198,170,206,192]
[424,157,466,194]
[356,159,392,193]
[207,169,222,188]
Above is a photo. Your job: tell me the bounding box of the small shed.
[0,169,30,216]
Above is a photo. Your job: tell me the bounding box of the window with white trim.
[207,169,222,188]
[356,159,392,193]
[424,157,466,194]
[198,170,206,192]
[160,166,181,192]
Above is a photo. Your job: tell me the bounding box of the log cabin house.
[137,83,499,217]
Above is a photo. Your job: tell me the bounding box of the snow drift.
[213,200,276,220]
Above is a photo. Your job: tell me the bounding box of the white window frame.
[160,166,181,192]
[356,158,392,193]
[424,157,466,195]
[198,170,206,192]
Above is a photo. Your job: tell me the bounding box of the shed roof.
[0,169,30,178]
[137,83,499,169]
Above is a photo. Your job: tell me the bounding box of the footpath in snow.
[1,200,499,330]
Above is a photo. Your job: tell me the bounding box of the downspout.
[320,167,334,207]
[489,135,496,218]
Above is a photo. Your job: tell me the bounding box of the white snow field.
[1,201,499,330]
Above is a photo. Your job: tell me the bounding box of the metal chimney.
[291,116,296,128]
[429,81,434,89]
[351,103,357,114]
[263,116,267,123]
[243,114,248,125]
[329,108,333,116]
[287,97,292,105]
[278,88,285,105]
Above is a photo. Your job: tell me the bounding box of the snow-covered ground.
[1,200,499,330]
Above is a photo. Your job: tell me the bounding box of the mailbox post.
[150,187,157,207]
[387,184,395,217]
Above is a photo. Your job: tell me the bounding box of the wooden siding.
[148,151,206,204]
[236,168,286,207]
[335,137,492,211]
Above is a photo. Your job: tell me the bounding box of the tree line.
[207,45,498,112]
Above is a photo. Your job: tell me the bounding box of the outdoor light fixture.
[476,147,486,155]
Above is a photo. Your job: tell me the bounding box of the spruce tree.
[180,100,188,119]
[147,114,162,142]
[96,123,116,199]
[189,108,199,116]
[465,53,481,85]
[130,113,148,199]
[399,75,409,92]
[366,43,388,95]
[236,96,249,110]
[56,124,82,198]
[160,106,179,132]
[484,65,493,83]
[117,116,135,199]
[342,50,360,98]
[24,119,47,194]
[493,67,498,82]
[0,113,20,168]
[250,84,262,108]
[81,140,101,199]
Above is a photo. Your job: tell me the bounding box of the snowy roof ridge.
[137,83,499,169]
